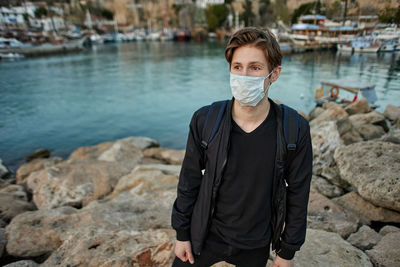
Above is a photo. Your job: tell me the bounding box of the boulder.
[6,165,178,258]
[320,164,349,188]
[26,138,144,209]
[379,225,400,236]
[344,97,370,115]
[307,188,359,238]
[108,164,180,199]
[41,228,175,267]
[340,128,363,145]
[353,124,386,140]
[334,141,400,211]
[311,121,347,188]
[366,231,400,267]
[3,260,39,267]
[25,149,51,162]
[16,157,63,184]
[0,158,10,179]
[349,111,386,127]
[290,229,372,267]
[346,225,382,250]
[310,104,348,127]
[143,147,185,165]
[309,107,325,121]
[311,175,344,198]
[0,184,36,222]
[384,104,400,122]
[336,117,353,136]
[332,191,400,225]
[118,136,160,150]
[380,127,400,144]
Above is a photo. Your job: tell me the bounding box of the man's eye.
[234,66,240,70]
[252,66,261,70]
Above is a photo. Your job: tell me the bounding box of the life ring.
[330,87,339,97]
[315,88,324,99]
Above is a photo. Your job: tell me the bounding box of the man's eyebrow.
[248,61,266,65]
[232,61,266,65]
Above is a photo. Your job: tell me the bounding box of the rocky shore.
[0,99,399,267]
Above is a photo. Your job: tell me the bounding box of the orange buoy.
[315,88,324,99]
[330,87,339,97]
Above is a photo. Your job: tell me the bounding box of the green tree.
[378,6,398,24]
[205,4,228,32]
[291,1,325,24]
[34,6,48,18]
[241,0,254,26]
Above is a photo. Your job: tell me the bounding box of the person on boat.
[171,27,313,267]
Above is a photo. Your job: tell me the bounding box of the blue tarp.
[292,24,319,30]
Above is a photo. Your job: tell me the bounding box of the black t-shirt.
[209,103,277,249]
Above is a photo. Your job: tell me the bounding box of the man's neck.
[232,97,271,132]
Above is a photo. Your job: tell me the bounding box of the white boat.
[379,39,399,52]
[337,36,380,53]
[0,37,29,49]
[0,52,25,59]
[314,79,378,109]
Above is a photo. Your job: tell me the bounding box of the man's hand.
[175,240,195,264]
[272,255,294,267]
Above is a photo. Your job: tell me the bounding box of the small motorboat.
[314,79,378,109]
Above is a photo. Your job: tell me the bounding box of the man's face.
[230,44,281,93]
[230,45,270,78]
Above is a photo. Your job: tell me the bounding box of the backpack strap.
[281,104,300,158]
[201,100,229,149]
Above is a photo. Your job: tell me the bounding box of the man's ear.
[270,66,282,83]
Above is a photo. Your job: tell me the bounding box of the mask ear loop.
[264,70,274,94]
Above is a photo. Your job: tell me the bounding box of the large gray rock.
[380,127,400,144]
[307,188,359,238]
[366,231,400,267]
[332,192,400,225]
[348,111,388,140]
[379,225,400,236]
[118,136,160,150]
[347,225,382,250]
[26,138,144,209]
[5,206,80,257]
[340,128,364,145]
[334,141,400,211]
[309,107,325,121]
[384,104,400,122]
[310,104,348,127]
[6,164,179,259]
[25,149,51,162]
[290,229,372,267]
[0,184,36,222]
[3,260,39,267]
[344,97,371,115]
[41,228,175,267]
[354,124,386,140]
[16,157,63,184]
[311,175,344,198]
[143,147,185,165]
[311,121,343,177]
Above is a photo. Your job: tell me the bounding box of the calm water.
[1,41,400,171]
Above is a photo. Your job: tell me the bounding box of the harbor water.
[1,41,400,171]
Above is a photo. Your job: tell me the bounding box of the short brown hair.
[225,27,282,72]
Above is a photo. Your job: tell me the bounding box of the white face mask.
[230,70,274,106]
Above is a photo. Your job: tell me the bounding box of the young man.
[171,27,312,267]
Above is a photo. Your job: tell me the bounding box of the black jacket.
[171,98,313,259]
